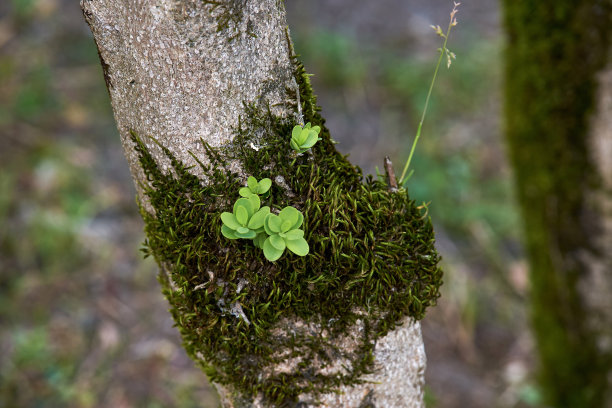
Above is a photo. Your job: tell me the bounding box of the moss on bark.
[132,58,442,406]
[502,1,612,406]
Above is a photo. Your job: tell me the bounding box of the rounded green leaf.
[279,206,299,227]
[294,211,304,229]
[239,187,253,198]
[311,125,321,134]
[304,122,312,129]
[234,198,253,216]
[235,205,249,226]
[286,237,309,256]
[247,176,258,191]
[290,138,300,152]
[263,237,284,262]
[292,125,302,139]
[248,194,261,212]
[248,206,270,229]
[297,128,309,145]
[257,178,271,194]
[265,213,282,234]
[285,229,304,240]
[235,229,256,239]
[269,234,286,251]
[280,219,293,232]
[301,132,318,148]
[221,212,241,230]
[221,224,238,239]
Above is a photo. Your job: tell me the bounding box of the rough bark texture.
[584,52,612,408]
[82,0,428,406]
[503,1,612,406]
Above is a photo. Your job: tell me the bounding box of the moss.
[132,57,442,406]
[503,1,612,406]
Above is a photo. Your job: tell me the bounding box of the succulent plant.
[221,195,270,240]
[239,176,272,198]
[290,122,321,154]
[262,206,309,261]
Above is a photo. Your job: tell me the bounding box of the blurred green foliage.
[294,27,518,246]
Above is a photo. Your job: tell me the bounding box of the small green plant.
[221,195,270,240]
[262,206,308,261]
[397,1,460,186]
[290,122,321,154]
[221,176,309,261]
[240,176,272,198]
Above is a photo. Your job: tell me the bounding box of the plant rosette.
[239,176,272,198]
[221,195,270,240]
[262,206,309,261]
[290,122,321,154]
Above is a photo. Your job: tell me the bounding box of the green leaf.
[286,237,309,256]
[294,211,304,229]
[279,206,299,227]
[248,206,269,229]
[301,132,318,149]
[285,229,304,240]
[292,125,302,139]
[263,238,284,261]
[235,229,256,239]
[297,128,309,145]
[239,187,253,198]
[236,206,249,226]
[269,234,286,251]
[221,225,238,239]
[257,178,271,194]
[234,198,253,216]
[221,212,241,230]
[290,138,300,152]
[265,214,282,234]
[247,176,258,191]
[248,194,260,212]
[304,122,312,129]
[311,125,321,134]
[280,220,293,232]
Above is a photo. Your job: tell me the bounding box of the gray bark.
[583,56,612,406]
[81,0,426,406]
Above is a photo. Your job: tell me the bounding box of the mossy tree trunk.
[82,1,442,407]
[503,1,612,406]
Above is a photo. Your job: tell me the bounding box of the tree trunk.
[82,1,441,406]
[503,1,612,406]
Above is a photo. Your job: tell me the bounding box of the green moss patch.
[132,60,442,406]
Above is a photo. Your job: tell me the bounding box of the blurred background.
[0,0,539,406]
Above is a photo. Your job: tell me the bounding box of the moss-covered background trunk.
[503,1,612,406]
[81,0,442,406]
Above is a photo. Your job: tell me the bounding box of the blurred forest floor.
[0,0,540,407]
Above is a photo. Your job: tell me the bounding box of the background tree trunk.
[503,1,612,406]
[82,0,440,406]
